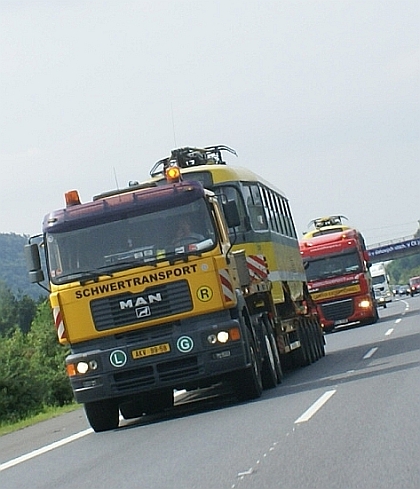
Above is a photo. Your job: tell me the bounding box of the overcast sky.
[1,0,419,245]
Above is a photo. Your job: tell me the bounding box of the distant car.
[395,285,409,296]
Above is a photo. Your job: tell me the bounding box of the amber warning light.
[65,190,81,207]
[165,165,182,183]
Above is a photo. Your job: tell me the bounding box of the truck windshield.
[46,199,216,284]
[304,250,362,281]
[372,275,386,286]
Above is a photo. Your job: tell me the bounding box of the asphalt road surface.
[1,295,420,489]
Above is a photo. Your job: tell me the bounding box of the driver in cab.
[173,216,204,247]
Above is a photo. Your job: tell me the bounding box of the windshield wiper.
[105,258,159,271]
[78,268,114,285]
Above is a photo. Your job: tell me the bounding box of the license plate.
[131,343,171,359]
[334,319,349,326]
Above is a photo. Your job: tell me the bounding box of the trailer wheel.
[234,333,263,401]
[261,330,279,389]
[293,321,312,367]
[309,319,323,361]
[314,320,326,357]
[261,317,283,387]
[84,399,119,432]
[306,320,318,363]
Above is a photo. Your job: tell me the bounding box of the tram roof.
[160,163,289,200]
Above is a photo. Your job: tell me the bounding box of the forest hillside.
[0,233,47,300]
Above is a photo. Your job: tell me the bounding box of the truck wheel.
[310,319,323,361]
[315,320,326,357]
[234,333,263,401]
[261,329,279,389]
[306,320,318,363]
[293,321,311,367]
[261,317,282,388]
[365,306,379,325]
[120,399,145,419]
[84,400,119,432]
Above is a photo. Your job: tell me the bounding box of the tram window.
[271,193,284,234]
[277,197,290,237]
[243,184,267,231]
[264,187,280,233]
[283,199,298,238]
[267,189,280,233]
[260,186,274,232]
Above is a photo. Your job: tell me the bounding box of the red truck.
[299,216,378,333]
[409,276,420,296]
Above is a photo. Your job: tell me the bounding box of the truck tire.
[120,398,145,419]
[261,329,279,389]
[84,399,119,432]
[309,319,324,360]
[364,306,379,325]
[292,321,312,367]
[305,320,318,363]
[261,316,282,388]
[314,319,326,357]
[234,333,263,401]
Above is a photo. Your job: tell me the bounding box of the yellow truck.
[26,146,324,432]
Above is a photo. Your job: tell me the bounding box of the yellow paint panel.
[311,284,361,301]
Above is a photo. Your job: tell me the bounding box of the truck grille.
[91,280,192,331]
[320,298,353,321]
[112,356,200,393]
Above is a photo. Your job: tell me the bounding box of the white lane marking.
[395,318,402,324]
[363,347,378,359]
[294,390,336,424]
[385,328,394,336]
[0,428,93,473]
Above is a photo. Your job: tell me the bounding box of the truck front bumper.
[67,316,249,404]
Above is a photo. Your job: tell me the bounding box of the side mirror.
[223,200,240,228]
[24,243,45,283]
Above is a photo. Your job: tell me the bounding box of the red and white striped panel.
[246,255,268,281]
[219,268,235,303]
[53,306,66,341]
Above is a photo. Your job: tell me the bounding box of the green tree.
[0,281,18,336]
[26,301,73,406]
[0,328,44,422]
[16,294,38,334]
[0,301,73,424]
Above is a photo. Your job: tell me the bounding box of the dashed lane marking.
[363,347,378,359]
[294,390,337,424]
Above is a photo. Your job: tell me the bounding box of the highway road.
[1,295,420,489]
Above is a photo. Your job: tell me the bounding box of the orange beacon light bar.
[165,165,182,183]
[65,190,81,207]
